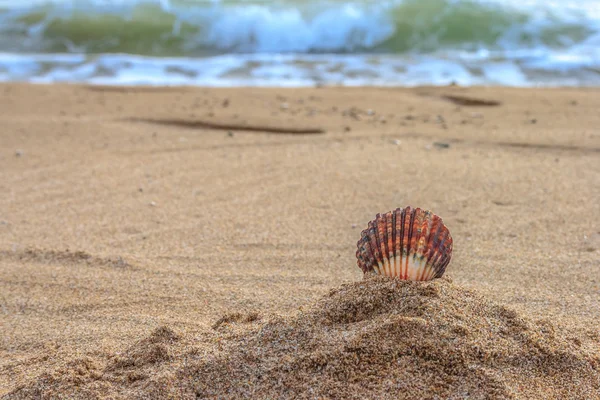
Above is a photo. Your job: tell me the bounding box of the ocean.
[0,0,599,86]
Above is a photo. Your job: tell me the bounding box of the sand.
[1,84,599,398]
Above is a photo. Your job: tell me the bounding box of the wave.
[0,0,598,56]
[0,0,599,86]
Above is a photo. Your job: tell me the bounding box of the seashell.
[356,207,453,281]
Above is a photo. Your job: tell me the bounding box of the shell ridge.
[390,210,397,277]
[398,207,406,279]
[400,207,410,279]
[357,238,370,274]
[413,210,427,281]
[418,213,436,281]
[405,207,418,279]
[356,232,366,272]
[433,232,449,267]
[385,211,396,276]
[427,217,444,265]
[364,230,381,275]
[376,215,388,276]
[368,222,382,273]
[380,213,390,276]
[365,228,381,273]
[439,240,453,277]
[378,216,390,276]
[435,252,451,278]
[355,248,363,272]
[415,208,427,279]
[434,236,452,278]
[394,208,402,279]
[428,225,449,272]
[366,239,381,275]
[356,233,365,272]
[358,231,369,273]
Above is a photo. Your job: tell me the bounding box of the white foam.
[481,62,528,86]
[1,51,598,87]
[197,2,395,53]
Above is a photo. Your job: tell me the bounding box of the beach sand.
[0,84,599,398]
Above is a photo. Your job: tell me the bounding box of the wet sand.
[1,84,599,398]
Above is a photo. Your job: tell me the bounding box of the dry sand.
[0,84,599,398]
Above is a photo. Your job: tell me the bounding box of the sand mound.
[187,277,599,399]
[106,326,180,371]
[7,327,181,399]
[7,278,600,399]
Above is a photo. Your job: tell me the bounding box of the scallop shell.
[356,207,453,281]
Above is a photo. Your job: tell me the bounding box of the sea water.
[0,0,598,86]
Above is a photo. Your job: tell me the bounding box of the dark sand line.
[124,117,326,135]
[0,248,136,270]
[441,94,502,107]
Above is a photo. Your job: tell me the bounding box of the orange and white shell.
[356,206,453,281]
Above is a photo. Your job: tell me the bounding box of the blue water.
[0,0,599,86]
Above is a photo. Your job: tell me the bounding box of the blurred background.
[0,0,599,86]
